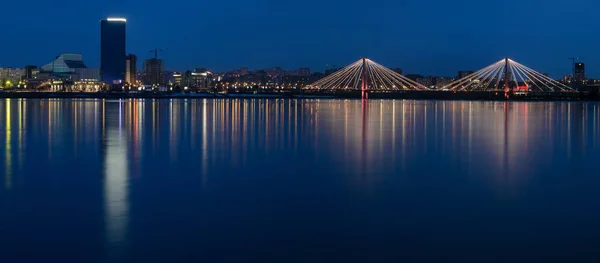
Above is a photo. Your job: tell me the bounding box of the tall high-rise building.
[144,58,164,85]
[575,62,586,83]
[125,54,137,84]
[101,18,126,84]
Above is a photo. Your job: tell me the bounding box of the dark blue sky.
[1,0,597,77]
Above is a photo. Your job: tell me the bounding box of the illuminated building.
[180,70,211,90]
[281,75,310,89]
[173,72,182,86]
[40,53,100,81]
[0,68,25,87]
[101,18,126,84]
[34,54,101,91]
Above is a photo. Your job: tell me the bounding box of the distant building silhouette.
[435,77,453,89]
[298,68,311,77]
[458,70,474,79]
[391,68,403,75]
[405,74,423,81]
[144,58,164,85]
[324,68,340,76]
[24,65,38,80]
[416,76,435,88]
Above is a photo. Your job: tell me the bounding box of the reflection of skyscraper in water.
[103,101,130,245]
[202,100,208,184]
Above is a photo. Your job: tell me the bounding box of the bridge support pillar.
[361,58,368,100]
[504,58,510,99]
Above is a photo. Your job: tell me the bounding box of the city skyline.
[0,0,598,78]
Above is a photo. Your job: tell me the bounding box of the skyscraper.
[125,54,137,84]
[101,18,126,84]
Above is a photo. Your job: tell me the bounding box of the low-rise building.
[0,68,25,88]
[35,53,101,91]
[40,53,100,82]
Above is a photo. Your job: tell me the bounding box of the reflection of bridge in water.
[308,100,600,190]
[1,99,599,192]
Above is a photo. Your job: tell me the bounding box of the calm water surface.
[1,99,600,262]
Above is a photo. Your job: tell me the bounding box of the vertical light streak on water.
[18,99,24,170]
[5,99,12,190]
[104,101,129,245]
[202,99,208,185]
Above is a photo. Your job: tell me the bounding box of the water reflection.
[1,99,600,261]
[4,99,12,190]
[0,99,599,188]
[103,101,130,245]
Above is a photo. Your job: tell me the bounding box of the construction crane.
[150,48,165,59]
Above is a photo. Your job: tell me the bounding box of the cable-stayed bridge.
[304,58,427,92]
[303,57,576,99]
[442,58,571,92]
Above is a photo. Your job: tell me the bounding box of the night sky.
[1,0,597,78]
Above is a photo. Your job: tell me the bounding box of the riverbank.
[0,90,597,101]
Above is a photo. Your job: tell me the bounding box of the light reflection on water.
[0,99,600,262]
[104,101,129,246]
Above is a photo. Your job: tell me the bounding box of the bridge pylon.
[443,58,572,93]
[361,58,368,99]
[304,58,427,91]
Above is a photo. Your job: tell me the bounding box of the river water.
[1,99,599,262]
